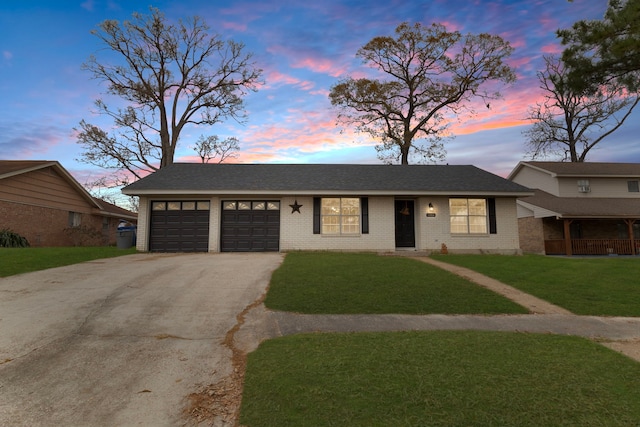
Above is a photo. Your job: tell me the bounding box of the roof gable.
[123,163,532,196]
[0,160,101,207]
[0,160,136,218]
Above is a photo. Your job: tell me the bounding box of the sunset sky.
[1,0,637,185]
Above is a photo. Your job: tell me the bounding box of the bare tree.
[329,22,516,164]
[524,55,639,162]
[192,135,239,163]
[76,7,262,179]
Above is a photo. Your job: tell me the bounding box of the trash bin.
[116,224,137,249]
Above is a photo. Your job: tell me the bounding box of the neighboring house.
[508,161,640,255]
[121,163,532,254]
[0,160,137,247]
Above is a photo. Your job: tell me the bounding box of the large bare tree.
[524,55,639,162]
[329,22,516,165]
[76,7,262,179]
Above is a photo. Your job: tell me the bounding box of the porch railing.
[544,239,637,255]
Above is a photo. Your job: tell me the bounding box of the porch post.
[625,219,636,256]
[563,219,573,256]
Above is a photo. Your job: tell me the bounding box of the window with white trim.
[449,198,488,234]
[321,197,360,235]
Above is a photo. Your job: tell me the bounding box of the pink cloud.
[263,69,316,92]
[540,43,562,54]
[291,57,346,77]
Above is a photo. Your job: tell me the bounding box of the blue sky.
[1,0,637,185]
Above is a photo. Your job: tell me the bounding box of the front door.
[395,200,415,248]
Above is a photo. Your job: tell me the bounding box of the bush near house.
[0,229,30,248]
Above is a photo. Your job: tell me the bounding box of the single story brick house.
[0,160,137,247]
[122,163,532,254]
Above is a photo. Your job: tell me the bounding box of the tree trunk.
[400,146,410,165]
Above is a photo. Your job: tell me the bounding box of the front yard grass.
[264,252,528,314]
[240,330,640,426]
[431,254,640,317]
[0,246,137,277]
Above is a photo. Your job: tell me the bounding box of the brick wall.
[517,216,545,254]
[280,196,396,251]
[0,200,116,247]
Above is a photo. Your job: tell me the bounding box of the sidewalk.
[234,256,640,362]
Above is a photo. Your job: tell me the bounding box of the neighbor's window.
[68,211,82,228]
[449,198,487,234]
[628,180,639,193]
[321,197,360,235]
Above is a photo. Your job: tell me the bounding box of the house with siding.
[122,163,532,254]
[0,160,137,247]
[508,161,640,255]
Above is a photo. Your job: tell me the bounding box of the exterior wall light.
[426,203,436,217]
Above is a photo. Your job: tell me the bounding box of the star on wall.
[289,200,303,214]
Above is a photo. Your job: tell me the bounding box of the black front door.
[395,200,415,247]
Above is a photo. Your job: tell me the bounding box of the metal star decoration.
[289,199,303,214]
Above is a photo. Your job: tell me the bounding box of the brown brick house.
[508,161,640,255]
[0,161,137,247]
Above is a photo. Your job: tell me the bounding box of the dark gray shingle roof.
[123,163,532,195]
[520,189,640,218]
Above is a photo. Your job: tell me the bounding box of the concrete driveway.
[0,252,283,426]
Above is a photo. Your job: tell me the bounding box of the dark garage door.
[221,200,280,252]
[149,201,210,252]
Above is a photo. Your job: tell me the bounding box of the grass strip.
[241,331,640,427]
[0,247,137,277]
[431,254,640,316]
[265,252,528,314]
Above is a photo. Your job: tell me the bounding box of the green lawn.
[0,246,137,277]
[431,254,640,316]
[264,252,528,314]
[241,331,640,426]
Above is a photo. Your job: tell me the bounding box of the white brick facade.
[137,195,522,254]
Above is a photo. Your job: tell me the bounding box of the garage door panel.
[149,201,210,252]
[221,200,280,252]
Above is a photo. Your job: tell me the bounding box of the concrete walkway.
[234,256,640,363]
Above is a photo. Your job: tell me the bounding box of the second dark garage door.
[220,200,280,252]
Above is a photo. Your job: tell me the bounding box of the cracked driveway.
[0,252,283,426]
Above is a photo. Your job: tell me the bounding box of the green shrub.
[0,229,30,248]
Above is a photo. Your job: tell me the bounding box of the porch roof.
[519,189,640,219]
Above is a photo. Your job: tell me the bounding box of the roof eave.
[123,189,533,197]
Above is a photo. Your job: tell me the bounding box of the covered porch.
[544,218,639,256]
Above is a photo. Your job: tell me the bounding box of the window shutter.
[361,197,369,234]
[313,197,321,234]
[488,198,497,234]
